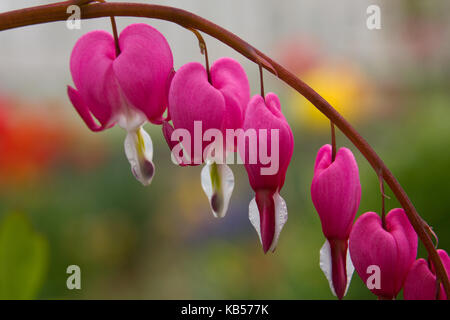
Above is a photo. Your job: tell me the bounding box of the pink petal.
[386,208,419,292]
[255,189,276,253]
[210,57,250,131]
[162,120,189,166]
[404,259,442,300]
[249,191,288,253]
[67,86,104,132]
[240,93,294,191]
[311,144,361,239]
[404,249,449,300]
[349,209,418,299]
[114,23,174,124]
[431,249,450,277]
[320,239,354,299]
[69,30,120,129]
[168,62,226,164]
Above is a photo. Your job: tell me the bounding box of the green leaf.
[0,212,48,299]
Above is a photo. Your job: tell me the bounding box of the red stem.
[109,16,121,56]
[378,173,387,229]
[259,63,265,98]
[0,1,448,298]
[187,28,211,83]
[330,121,336,162]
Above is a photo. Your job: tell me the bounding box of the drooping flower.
[67,23,174,185]
[311,144,361,299]
[349,208,418,299]
[239,93,294,253]
[404,249,450,300]
[164,57,250,218]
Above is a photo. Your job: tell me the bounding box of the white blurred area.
[0,0,449,98]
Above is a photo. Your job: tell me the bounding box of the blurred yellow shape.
[289,63,371,131]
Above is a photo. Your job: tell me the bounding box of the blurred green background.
[0,0,449,299]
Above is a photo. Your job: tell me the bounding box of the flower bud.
[404,249,449,300]
[311,144,361,299]
[240,93,293,253]
[349,208,418,299]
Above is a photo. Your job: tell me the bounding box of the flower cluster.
[67,23,293,253]
[68,23,448,298]
[311,144,449,300]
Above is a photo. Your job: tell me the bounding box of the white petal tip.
[124,127,154,186]
[248,192,288,252]
[319,240,354,298]
[201,163,234,218]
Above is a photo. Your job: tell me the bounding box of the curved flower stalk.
[0,1,449,297]
[240,93,294,253]
[311,144,361,299]
[67,23,174,185]
[164,57,250,218]
[404,249,450,300]
[349,208,418,299]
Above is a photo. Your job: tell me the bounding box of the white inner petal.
[319,239,355,297]
[200,162,235,218]
[248,192,288,252]
[124,126,154,186]
[114,81,147,132]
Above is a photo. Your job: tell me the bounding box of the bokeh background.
[0,0,449,299]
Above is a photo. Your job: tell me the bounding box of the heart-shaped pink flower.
[311,144,361,239]
[167,57,249,164]
[165,57,250,218]
[349,208,418,299]
[67,23,174,186]
[239,93,294,253]
[68,23,173,131]
[311,144,361,299]
[404,249,450,300]
[240,94,293,192]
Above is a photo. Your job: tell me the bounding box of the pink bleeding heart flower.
[404,249,450,300]
[239,93,294,253]
[67,23,173,186]
[311,144,361,299]
[165,57,250,218]
[349,208,418,299]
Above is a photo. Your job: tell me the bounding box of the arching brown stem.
[0,1,448,297]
